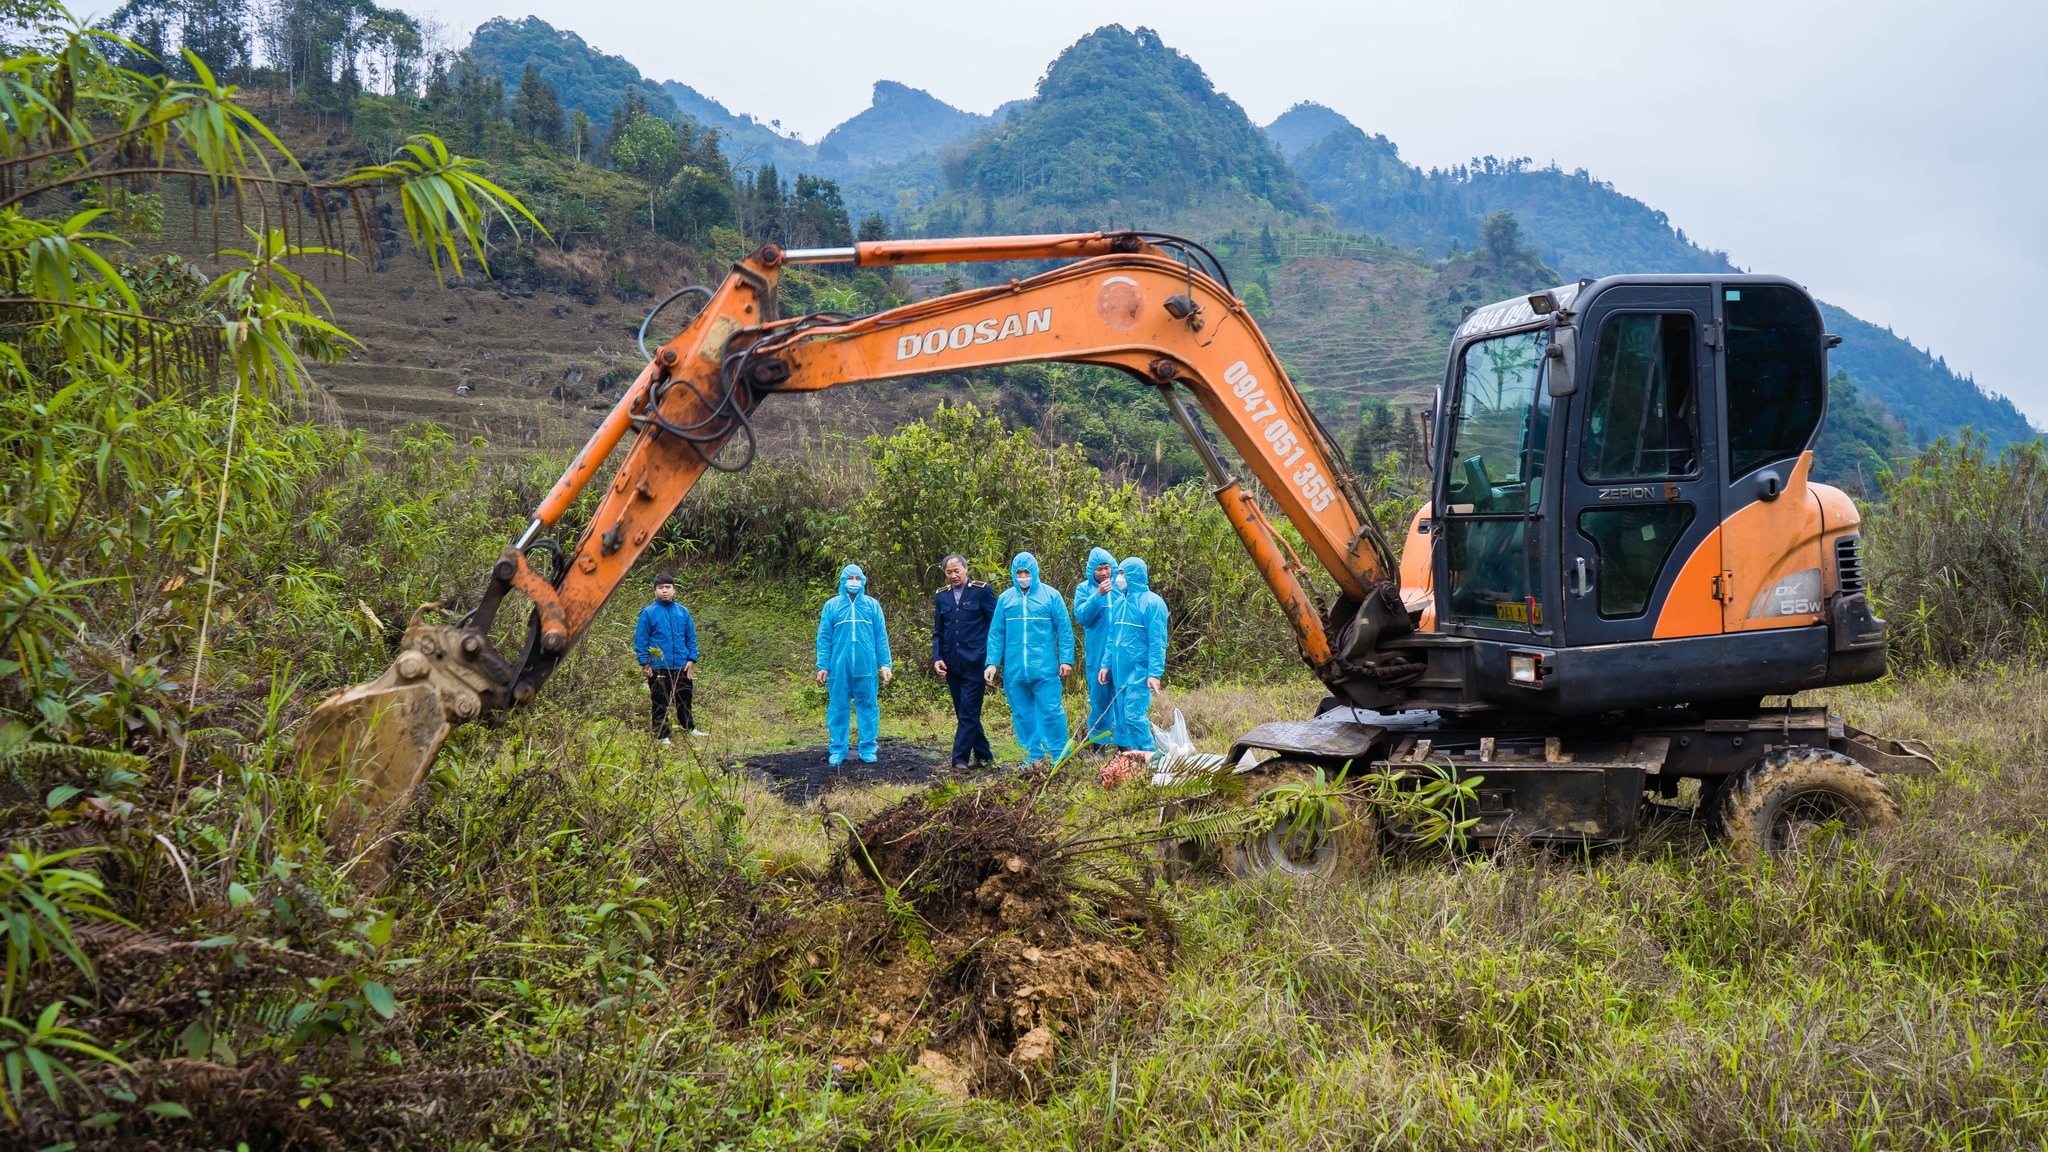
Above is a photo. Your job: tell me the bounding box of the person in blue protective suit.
[1095,556,1169,752]
[984,552,1075,765]
[815,563,893,765]
[1071,547,1119,750]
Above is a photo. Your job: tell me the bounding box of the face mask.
[1114,572,1127,590]
[846,580,862,594]
[1016,573,1032,589]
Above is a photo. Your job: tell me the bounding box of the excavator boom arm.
[298,233,1408,834]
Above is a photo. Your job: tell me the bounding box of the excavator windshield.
[1441,327,1552,631]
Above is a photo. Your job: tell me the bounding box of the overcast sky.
[411,0,2047,423]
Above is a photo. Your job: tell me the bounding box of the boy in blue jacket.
[635,574,701,743]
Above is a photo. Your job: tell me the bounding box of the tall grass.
[3,161,2040,1142]
[1867,433,2048,667]
[10,392,2048,1145]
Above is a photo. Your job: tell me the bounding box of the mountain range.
[465,18,2036,446]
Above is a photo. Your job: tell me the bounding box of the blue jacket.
[1072,546,1118,671]
[986,551,1074,682]
[932,579,998,667]
[1100,557,1169,681]
[634,599,698,669]
[816,564,891,681]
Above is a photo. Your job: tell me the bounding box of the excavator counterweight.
[301,232,1933,864]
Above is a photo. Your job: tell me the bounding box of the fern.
[0,741,148,789]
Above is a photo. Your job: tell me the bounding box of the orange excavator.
[300,231,1932,870]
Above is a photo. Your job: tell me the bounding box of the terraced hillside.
[1258,234,1562,425]
[281,249,961,455]
[1262,253,1454,414]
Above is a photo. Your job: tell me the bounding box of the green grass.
[11,427,2048,1146]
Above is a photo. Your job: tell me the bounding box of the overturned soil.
[723,762,1172,1098]
[733,738,957,803]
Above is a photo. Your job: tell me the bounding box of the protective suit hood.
[1119,556,1150,593]
[1009,552,1042,594]
[838,563,866,597]
[1085,546,1116,578]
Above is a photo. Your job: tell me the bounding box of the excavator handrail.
[782,231,1148,267]
[780,229,1235,294]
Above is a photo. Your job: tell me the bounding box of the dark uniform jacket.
[932,580,998,669]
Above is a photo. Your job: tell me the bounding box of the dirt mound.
[732,737,957,803]
[725,762,1172,1097]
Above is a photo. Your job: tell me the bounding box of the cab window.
[1582,313,1698,481]
[1578,505,1697,618]
[1724,285,1824,478]
[1447,330,1548,513]
[1442,329,1549,631]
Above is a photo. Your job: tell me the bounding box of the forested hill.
[1276,105,1734,278]
[657,79,816,174]
[467,17,990,178]
[1271,104,2035,444]
[459,18,2031,444]
[468,17,683,135]
[896,25,1312,234]
[1819,304,2035,444]
[1265,102,1355,160]
[817,82,991,167]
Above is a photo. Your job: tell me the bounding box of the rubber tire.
[1220,763,1379,882]
[1715,746,1899,862]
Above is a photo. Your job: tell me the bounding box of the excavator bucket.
[297,677,451,836]
[295,607,505,856]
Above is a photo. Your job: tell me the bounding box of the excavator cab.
[1223,273,1932,857]
[1404,275,1890,715]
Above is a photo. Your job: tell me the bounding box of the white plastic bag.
[1149,711,1231,787]
[1150,709,1194,759]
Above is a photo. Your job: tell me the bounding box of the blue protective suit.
[1098,556,1169,751]
[815,564,891,763]
[1071,546,1119,746]
[985,552,1075,763]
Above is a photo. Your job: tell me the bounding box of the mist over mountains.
[465,17,2034,445]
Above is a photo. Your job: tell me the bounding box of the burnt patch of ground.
[734,737,956,802]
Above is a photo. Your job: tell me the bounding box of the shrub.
[831,403,1306,677]
[1867,433,2048,667]
[653,456,865,578]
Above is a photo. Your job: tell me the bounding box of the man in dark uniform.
[931,553,998,769]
